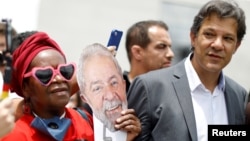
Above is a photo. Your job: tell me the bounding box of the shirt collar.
[184,53,225,92]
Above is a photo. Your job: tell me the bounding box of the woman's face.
[23,49,72,117]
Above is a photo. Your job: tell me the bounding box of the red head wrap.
[11,32,66,97]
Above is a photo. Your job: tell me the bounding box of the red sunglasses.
[24,63,76,86]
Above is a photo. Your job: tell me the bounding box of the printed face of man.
[83,55,127,132]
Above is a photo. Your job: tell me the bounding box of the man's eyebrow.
[108,74,118,81]
[89,80,103,89]
[108,75,117,81]
[88,75,118,87]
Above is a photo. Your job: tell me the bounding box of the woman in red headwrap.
[0,31,94,141]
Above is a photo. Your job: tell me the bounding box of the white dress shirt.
[184,54,228,141]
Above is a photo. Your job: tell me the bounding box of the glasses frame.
[24,62,76,86]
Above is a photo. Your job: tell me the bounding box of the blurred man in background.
[123,20,174,92]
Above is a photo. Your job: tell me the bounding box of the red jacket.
[0,108,94,141]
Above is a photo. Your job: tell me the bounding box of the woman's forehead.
[30,49,66,67]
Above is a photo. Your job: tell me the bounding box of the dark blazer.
[127,59,247,141]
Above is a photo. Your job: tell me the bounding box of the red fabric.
[11,32,66,97]
[0,108,94,141]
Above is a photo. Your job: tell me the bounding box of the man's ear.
[234,41,241,54]
[190,31,196,48]
[122,79,126,92]
[80,93,87,103]
[131,45,143,61]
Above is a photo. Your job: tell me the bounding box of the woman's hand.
[0,98,15,138]
[115,109,141,141]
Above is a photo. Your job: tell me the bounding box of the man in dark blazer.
[127,0,248,141]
